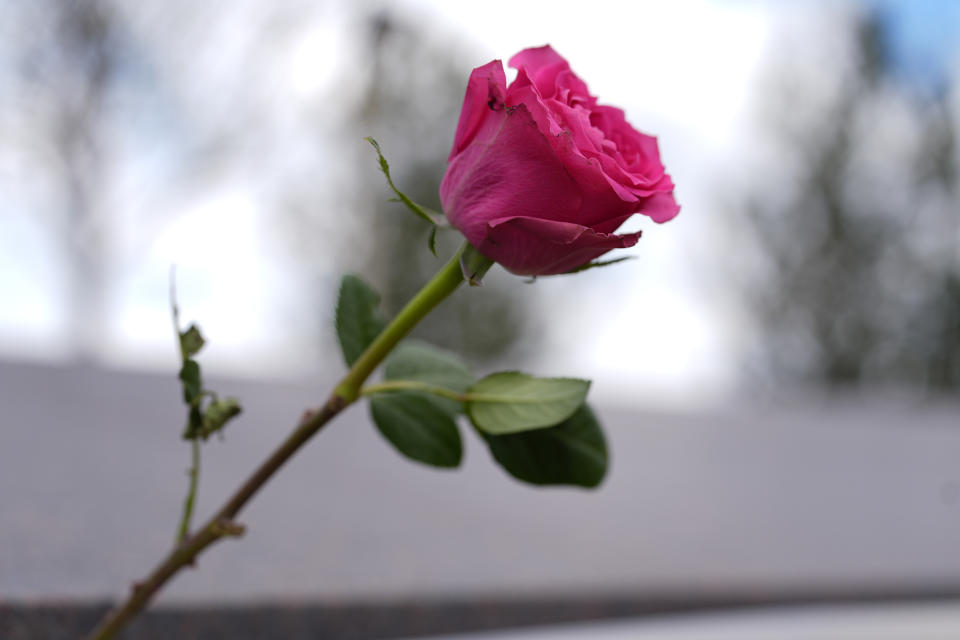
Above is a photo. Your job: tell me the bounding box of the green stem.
[360,380,572,405]
[172,267,200,544]
[170,266,183,359]
[360,380,466,402]
[175,437,201,543]
[86,243,490,640]
[334,243,473,402]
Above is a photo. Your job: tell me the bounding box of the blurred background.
[4,0,960,401]
[3,0,960,637]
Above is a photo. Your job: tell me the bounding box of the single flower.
[440,45,679,276]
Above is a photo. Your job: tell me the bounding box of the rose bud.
[440,45,679,276]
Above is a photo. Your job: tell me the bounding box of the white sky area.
[395,0,776,407]
[0,1,805,407]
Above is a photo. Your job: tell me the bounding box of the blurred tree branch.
[739,9,960,394]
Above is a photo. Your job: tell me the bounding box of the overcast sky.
[1,0,957,408]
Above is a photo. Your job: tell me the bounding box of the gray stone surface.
[430,601,960,640]
[7,596,960,639]
[3,360,960,605]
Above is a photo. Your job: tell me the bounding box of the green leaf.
[383,341,473,390]
[178,359,203,405]
[200,396,242,440]
[370,392,463,468]
[459,243,495,286]
[428,226,438,258]
[565,256,635,274]
[336,275,387,367]
[365,137,446,227]
[179,324,206,358]
[184,405,203,440]
[383,340,474,416]
[482,404,608,488]
[466,372,590,435]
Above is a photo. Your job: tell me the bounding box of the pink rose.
[440,45,679,276]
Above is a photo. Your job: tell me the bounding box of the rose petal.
[640,191,681,223]
[508,45,569,98]
[505,74,566,139]
[589,106,667,186]
[449,60,507,159]
[441,101,645,235]
[441,103,584,242]
[480,215,642,276]
[555,69,595,109]
[442,46,680,276]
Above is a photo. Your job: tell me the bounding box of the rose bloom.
[439,45,679,276]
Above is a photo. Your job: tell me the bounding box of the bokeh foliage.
[740,10,960,393]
